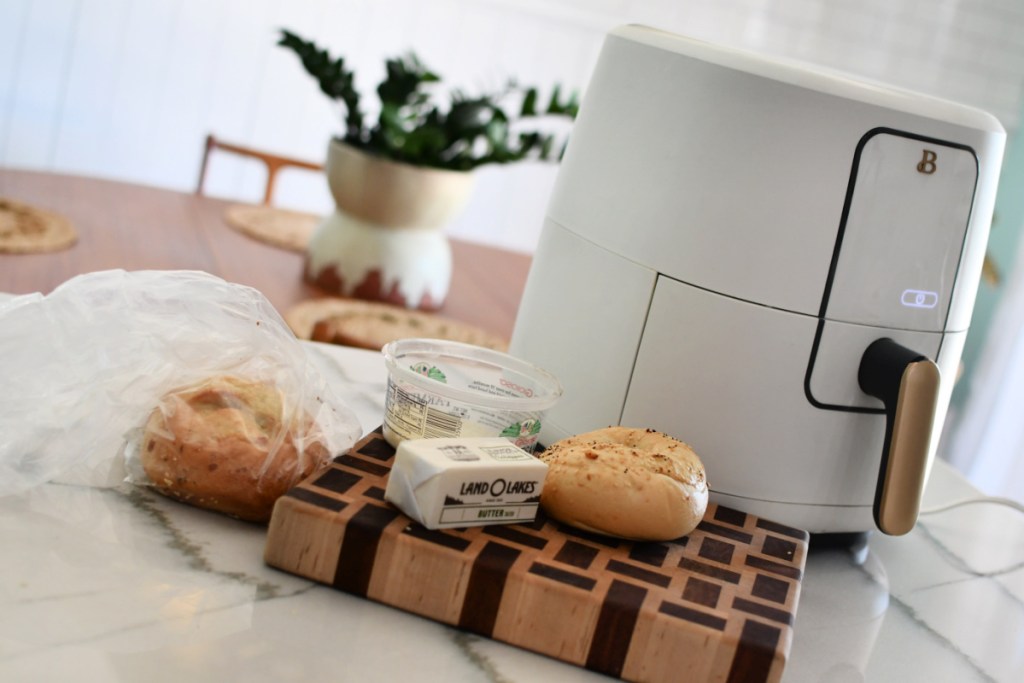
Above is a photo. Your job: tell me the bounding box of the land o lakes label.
[384,437,548,530]
[459,479,538,497]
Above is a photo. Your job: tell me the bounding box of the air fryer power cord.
[918,496,1024,577]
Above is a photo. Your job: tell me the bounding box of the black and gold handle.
[858,338,941,536]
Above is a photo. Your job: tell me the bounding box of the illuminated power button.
[901,289,939,309]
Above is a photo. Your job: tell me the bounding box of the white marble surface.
[1,342,1022,682]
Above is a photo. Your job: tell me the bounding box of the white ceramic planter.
[305,140,474,309]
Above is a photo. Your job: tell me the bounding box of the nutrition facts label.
[384,380,464,439]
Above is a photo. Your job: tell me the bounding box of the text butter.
[384,437,548,530]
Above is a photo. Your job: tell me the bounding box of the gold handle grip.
[859,339,941,536]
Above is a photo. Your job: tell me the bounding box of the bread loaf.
[140,376,329,522]
[539,426,708,541]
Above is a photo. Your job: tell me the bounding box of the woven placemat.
[0,198,77,254]
[223,204,320,252]
[286,297,508,351]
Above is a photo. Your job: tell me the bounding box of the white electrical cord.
[918,495,1024,577]
[920,495,1024,516]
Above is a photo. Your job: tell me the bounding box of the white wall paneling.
[2,0,1024,253]
[51,0,132,176]
[0,0,31,164]
[1,0,82,169]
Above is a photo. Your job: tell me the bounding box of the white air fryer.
[509,26,1005,535]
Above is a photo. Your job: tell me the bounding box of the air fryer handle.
[858,338,941,536]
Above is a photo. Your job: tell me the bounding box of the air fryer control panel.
[805,129,979,411]
[824,129,979,332]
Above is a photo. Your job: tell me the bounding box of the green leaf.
[278,29,363,137]
[521,88,538,116]
[546,84,562,113]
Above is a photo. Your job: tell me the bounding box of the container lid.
[383,338,563,412]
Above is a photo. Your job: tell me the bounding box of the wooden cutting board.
[264,429,809,683]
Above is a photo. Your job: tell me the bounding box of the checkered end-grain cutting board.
[264,428,808,683]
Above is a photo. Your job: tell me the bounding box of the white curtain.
[946,235,1024,503]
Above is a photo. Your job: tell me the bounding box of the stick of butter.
[384,437,548,529]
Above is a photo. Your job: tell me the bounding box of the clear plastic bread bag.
[0,270,362,506]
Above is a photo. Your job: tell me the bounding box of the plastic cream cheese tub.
[382,338,562,453]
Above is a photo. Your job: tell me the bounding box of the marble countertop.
[1,342,1021,682]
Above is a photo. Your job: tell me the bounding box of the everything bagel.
[538,426,708,541]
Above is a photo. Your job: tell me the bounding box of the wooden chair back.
[196,134,323,205]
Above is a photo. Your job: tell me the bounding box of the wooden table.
[0,169,532,338]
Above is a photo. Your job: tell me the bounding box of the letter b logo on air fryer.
[917,149,938,174]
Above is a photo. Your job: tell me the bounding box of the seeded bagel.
[141,376,330,522]
[539,426,708,541]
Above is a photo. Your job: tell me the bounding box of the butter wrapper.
[384,437,547,529]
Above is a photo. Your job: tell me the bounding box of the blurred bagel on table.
[286,298,508,351]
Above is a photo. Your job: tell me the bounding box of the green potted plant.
[278,29,578,309]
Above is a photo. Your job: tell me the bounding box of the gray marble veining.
[1,343,1021,682]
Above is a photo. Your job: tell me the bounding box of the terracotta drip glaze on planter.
[305,140,473,310]
[305,210,453,310]
[305,261,439,310]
